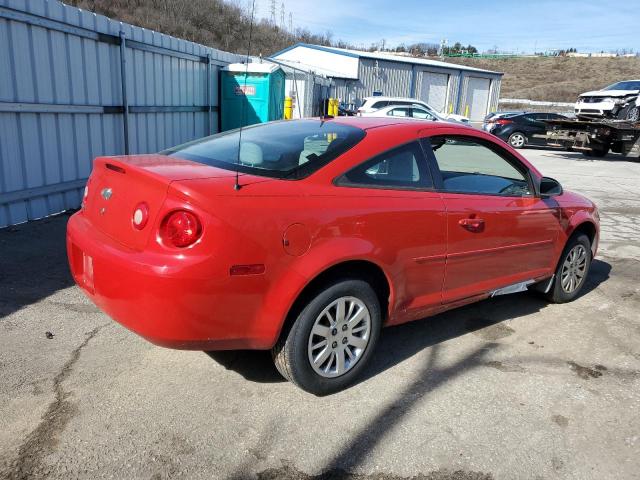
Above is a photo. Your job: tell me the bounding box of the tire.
[272,279,382,395]
[545,234,592,303]
[626,105,640,122]
[583,145,609,158]
[508,132,526,149]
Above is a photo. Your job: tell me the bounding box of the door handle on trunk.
[459,218,485,232]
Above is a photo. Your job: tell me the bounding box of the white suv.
[575,80,640,121]
[357,96,469,123]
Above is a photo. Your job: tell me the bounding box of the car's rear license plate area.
[71,243,95,294]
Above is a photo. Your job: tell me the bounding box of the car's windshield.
[163,120,366,179]
[603,81,640,91]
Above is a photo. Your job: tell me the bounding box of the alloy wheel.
[510,133,525,148]
[560,244,588,293]
[307,296,371,378]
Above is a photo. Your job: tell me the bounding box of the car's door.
[386,107,412,118]
[410,107,436,121]
[523,113,549,144]
[422,134,561,303]
[337,141,446,322]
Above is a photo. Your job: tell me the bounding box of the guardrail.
[499,98,574,108]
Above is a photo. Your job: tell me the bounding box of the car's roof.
[363,96,428,103]
[375,104,429,112]
[328,115,463,131]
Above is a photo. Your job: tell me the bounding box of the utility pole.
[289,12,293,33]
[270,0,276,25]
[439,39,447,57]
[280,1,285,30]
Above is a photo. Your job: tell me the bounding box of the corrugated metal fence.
[0,0,240,228]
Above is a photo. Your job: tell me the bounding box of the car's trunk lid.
[84,155,236,250]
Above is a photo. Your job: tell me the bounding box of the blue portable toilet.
[221,62,285,131]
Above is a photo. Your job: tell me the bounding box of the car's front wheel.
[272,279,381,395]
[626,104,640,122]
[508,132,526,149]
[546,233,592,303]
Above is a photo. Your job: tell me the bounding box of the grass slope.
[446,56,640,102]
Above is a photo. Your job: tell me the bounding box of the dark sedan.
[487,112,568,149]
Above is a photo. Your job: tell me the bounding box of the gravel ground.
[0,148,638,480]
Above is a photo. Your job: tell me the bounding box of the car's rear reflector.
[230,264,266,276]
[132,202,149,230]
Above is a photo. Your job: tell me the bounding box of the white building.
[271,43,503,121]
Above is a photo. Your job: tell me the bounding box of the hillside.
[445,56,640,102]
[65,0,333,57]
[65,1,639,104]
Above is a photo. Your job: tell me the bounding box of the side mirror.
[540,176,563,197]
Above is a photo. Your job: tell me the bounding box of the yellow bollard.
[449,103,453,114]
[284,96,293,120]
[464,105,470,118]
[328,98,338,116]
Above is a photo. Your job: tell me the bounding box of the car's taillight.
[160,210,202,248]
[132,202,149,230]
[495,119,513,125]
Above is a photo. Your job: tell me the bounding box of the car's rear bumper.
[66,211,276,350]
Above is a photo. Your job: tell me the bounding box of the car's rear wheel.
[546,234,592,303]
[583,144,609,158]
[272,279,381,395]
[508,132,526,149]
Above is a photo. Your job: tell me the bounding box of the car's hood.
[580,89,639,97]
[444,113,470,122]
[558,189,596,209]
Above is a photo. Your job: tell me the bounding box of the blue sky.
[254,0,639,53]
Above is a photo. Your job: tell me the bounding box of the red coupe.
[67,117,599,395]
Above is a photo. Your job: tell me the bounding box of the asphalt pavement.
[1,148,639,480]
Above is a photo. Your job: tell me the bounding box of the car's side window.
[411,108,434,120]
[372,101,389,109]
[426,136,532,196]
[387,107,411,117]
[340,142,432,189]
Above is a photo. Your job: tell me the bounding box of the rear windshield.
[603,81,640,91]
[163,120,366,179]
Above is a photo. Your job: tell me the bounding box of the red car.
[67,117,599,395]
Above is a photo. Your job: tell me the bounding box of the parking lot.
[0,148,639,480]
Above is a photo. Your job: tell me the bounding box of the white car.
[358,104,462,123]
[575,80,640,121]
[357,96,470,123]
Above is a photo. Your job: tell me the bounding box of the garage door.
[464,77,491,121]
[420,71,449,112]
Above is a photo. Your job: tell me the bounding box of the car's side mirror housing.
[539,176,563,197]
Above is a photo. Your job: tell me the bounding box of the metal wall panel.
[329,58,500,120]
[0,0,240,227]
[488,77,501,113]
[357,58,412,99]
